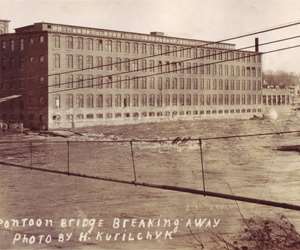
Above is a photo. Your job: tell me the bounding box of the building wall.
[45,24,263,129]
[0,22,263,129]
[0,31,49,129]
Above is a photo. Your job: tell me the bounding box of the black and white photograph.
[1,0,300,249]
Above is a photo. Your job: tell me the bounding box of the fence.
[0,129,300,210]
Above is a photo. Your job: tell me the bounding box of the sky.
[1,0,300,73]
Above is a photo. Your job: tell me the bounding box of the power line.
[2,20,300,84]
[46,34,300,90]
[49,42,300,94]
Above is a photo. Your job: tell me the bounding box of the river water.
[0,117,300,249]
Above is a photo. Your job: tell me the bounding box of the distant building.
[0,20,9,34]
[261,83,292,106]
[0,21,263,129]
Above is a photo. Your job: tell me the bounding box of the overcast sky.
[1,0,300,73]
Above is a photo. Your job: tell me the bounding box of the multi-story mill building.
[0,21,263,129]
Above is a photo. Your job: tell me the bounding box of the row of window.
[53,93,263,109]
[0,55,45,70]
[0,36,45,51]
[262,95,290,105]
[0,73,262,91]
[52,54,262,77]
[51,75,262,91]
[52,108,263,121]
[51,35,261,63]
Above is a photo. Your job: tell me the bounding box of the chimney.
[255,37,259,52]
[0,19,10,34]
[150,31,165,36]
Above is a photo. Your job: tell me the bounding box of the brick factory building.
[0,21,263,129]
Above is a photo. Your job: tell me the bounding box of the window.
[193,94,198,105]
[54,95,60,108]
[172,78,178,89]
[142,94,147,106]
[206,95,211,105]
[54,75,60,88]
[87,94,94,108]
[165,94,170,106]
[149,77,155,89]
[200,95,204,105]
[165,78,170,89]
[133,43,139,54]
[67,75,73,88]
[77,75,83,88]
[54,35,60,48]
[96,56,103,70]
[106,94,112,107]
[115,57,122,71]
[40,76,45,84]
[124,76,130,89]
[157,94,162,107]
[77,55,83,69]
[97,75,103,88]
[141,78,147,89]
[76,94,84,108]
[86,55,93,68]
[66,54,73,68]
[96,39,103,50]
[230,94,235,105]
[142,43,147,54]
[106,57,112,70]
[125,42,130,53]
[87,38,93,50]
[186,94,191,106]
[77,37,84,49]
[122,95,130,107]
[86,75,93,88]
[172,94,178,106]
[186,78,191,89]
[149,94,155,106]
[224,95,229,105]
[158,45,162,55]
[106,40,112,52]
[213,95,218,105]
[115,41,122,52]
[96,95,103,108]
[86,114,94,119]
[66,94,74,108]
[158,77,163,90]
[20,39,24,50]
[54,54,60,68]
[219,94,224,105]
[179,94,185,106]
[133,77,139,89]
[40,36,44,43]
[10,40,15,51]
[115,94,122,107]
[180,78,184,89]
[1,40,6,49]
[66,36,73,49]
[149,44,154,55]
[212,79,217,90]
[149,60,155,72]
[133,94,139,107]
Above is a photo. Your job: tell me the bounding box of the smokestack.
[255,37,259,52]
